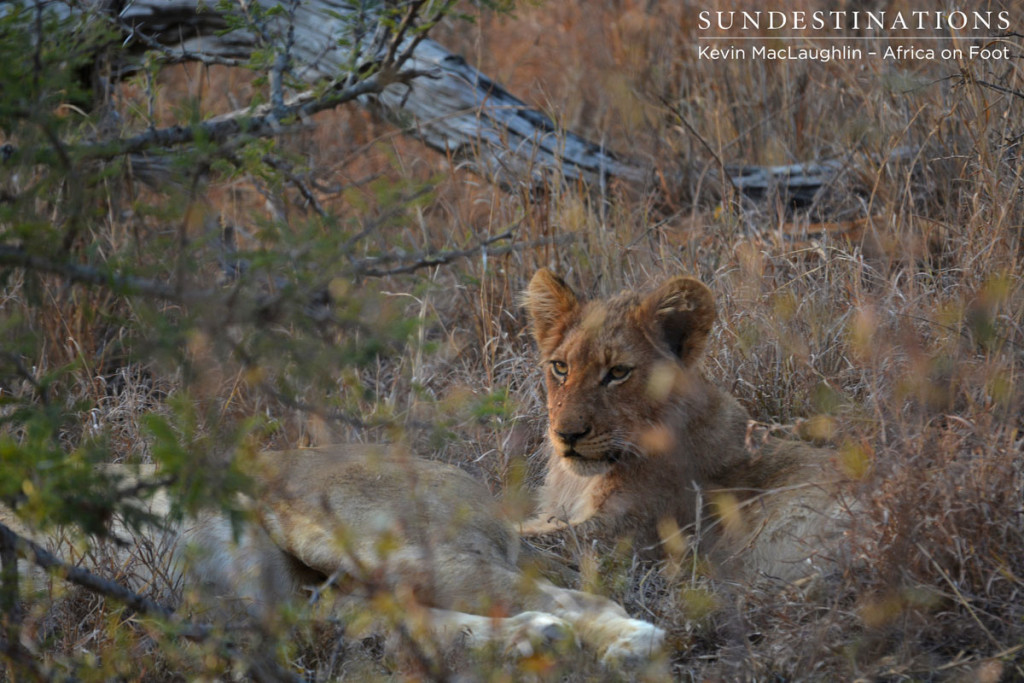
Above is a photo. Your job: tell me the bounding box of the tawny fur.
[1,445,664,664]
[522,269,851,583]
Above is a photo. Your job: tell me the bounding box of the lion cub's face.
[525,269,717,477]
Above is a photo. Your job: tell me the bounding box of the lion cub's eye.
[604,365,632,384]
[550,360,569,378]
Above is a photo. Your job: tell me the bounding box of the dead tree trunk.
[48,0,838,200]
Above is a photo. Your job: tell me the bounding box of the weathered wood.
[68,0,641,189]
[727,159,847,205]
[41,0,840,198]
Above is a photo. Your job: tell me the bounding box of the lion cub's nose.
[555,427,591,446]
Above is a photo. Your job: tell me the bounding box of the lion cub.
[521,269,851,583]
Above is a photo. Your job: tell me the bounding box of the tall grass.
[3,0,1024,678]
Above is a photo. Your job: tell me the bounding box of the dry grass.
[4,0,1024,679]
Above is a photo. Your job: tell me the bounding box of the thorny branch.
[28,0,882,198]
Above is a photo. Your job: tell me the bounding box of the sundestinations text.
[697,10,1010,32]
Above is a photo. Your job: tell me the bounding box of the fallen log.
[35,0,849,201]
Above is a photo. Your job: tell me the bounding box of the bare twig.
[258,155,326,217]
[269,0,301,114]
[383,1,425,67]
[973,78,1024,102]
[258,384,377,430]
[114,476,178,502]
[934,643,1024,672]
[0,520,177,622]
[658,93,739,203]
[915,542,1002,650]
[342,187,436,252]
[0,351,49,405]
[113,16,245,68]
[352,233,573,277]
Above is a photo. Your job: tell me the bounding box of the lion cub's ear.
[639,277,716,366]
[524,269,580,352]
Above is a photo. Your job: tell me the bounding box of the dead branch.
[30,0,859,199]
[0,246,210,302]
[0,520,177,622]
[0,520,307,681]
[8,69,429,167]
[352,233,574,277]
[44,0,645,189]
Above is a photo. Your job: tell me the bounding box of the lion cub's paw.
[600,619,666,667]
[504,611,577,657]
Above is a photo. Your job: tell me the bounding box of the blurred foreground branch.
[0,230,571,308]
[0,246,211,302]
[0,520,308,681]
[0,520,176,621]
[7,69,428,166]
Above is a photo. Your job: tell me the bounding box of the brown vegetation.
[3,0,1024,679]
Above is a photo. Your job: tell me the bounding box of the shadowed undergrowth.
[2,0,1024,679]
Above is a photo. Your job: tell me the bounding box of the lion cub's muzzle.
[551,427,621,474]
[555,426,591,448]
[554,426,601,460]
